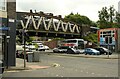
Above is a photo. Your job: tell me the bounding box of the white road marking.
[86,72,88,74]
[61,76,63,77]
[91,73,95,75]
[56,74,59,77]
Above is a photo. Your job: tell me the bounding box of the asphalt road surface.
[2,53,118,77]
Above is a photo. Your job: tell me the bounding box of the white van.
[61,39,85,49]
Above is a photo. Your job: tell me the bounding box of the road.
[2,52,118,77]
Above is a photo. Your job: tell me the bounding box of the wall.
[44,40,58,49]
[6,1,16,66]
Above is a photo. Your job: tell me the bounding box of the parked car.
[16,50,33,59]
[94,47,112,55]
[16,45,24,51]
[53,46,69,53]
[44,45,50,50]
[38,44,46,51]
[84,48,100,55]
[27,44,36,50]
[16,50,23,58]
[66,48,84,54]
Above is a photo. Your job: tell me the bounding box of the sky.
[16,0,120,22]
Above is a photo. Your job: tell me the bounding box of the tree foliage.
[64,13,96,26]
[98,6,120,28]
[64,13,98,43]
[83,33,98,44]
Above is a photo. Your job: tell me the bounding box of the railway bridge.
[16,11,90,38]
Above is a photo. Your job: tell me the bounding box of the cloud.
[16,0,120,21]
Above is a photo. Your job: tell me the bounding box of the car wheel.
[85,53,87,55]
[110,53,112,55]
[109,53,112,55]
[53,51,55,53]
[92,53,95,55]
[89,53,92,55]
[97,53,100,55]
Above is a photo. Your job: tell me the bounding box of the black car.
[66,48,84,54]
[94,47,112,55]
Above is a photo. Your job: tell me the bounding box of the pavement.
[4,58,51,72]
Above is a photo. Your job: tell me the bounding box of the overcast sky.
[16,0,120,22]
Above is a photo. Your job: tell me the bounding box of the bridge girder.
[16,12,82,38]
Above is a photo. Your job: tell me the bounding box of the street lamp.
[22,28,26,69]
[6,36,10,69]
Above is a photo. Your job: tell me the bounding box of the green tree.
[115,12,120,28]
[64,13,98,44]
[83,33,98,44]
[98,6,120,28]
[64,13,93,25]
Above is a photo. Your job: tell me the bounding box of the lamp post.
[6,36,10,69]
[107,37,109,58]
[22,28,26,69]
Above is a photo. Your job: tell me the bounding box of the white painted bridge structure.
[17,12,83,38]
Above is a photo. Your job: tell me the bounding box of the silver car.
[53,46,69,53]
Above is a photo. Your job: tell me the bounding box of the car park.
[94,47,112,55]
[84,48,100,55]
[53,46,69,53]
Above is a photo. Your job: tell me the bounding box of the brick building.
[98,28,120,53]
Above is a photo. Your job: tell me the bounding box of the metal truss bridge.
[16,11,83,38]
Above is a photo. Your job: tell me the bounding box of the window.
[63,40,77,43]
[78,41,84,49]
[0,0,6,11]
